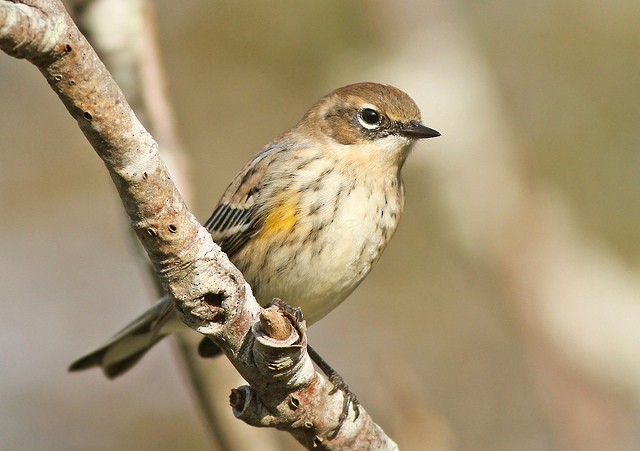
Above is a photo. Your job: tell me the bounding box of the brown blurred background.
[2,1,640,450]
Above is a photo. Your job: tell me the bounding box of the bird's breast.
[235,169,404,325]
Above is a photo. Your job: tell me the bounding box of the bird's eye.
[358,108,381,129]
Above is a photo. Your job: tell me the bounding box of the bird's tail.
[69,295,183,379]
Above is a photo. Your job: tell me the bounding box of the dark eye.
[358,108,381,129]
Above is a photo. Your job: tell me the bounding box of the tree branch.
[67,2,263,448]
[0,1,397,448]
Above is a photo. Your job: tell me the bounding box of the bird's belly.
[237,183,402,325]
[257,229,380,324]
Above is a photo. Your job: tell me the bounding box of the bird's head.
[292,82,440,169]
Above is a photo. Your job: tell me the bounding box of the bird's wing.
[205,202,261,258]
[204,143,287,258]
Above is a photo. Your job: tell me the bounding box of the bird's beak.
[399,120,441,139]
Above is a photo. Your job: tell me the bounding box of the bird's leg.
[266,298,360,437]
[198,297,303,358]
[266,297,304,324]
[307,344,360,437]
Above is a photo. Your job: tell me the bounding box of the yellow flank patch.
[258,198,299,239]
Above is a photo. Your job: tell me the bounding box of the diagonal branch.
[68,1,263,448]
[0,1,397,449]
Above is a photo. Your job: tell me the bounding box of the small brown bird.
[70,82,440,378]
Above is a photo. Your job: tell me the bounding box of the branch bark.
[0,1,397,449]
[68,2,269,448]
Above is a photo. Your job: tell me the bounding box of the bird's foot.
[307,345,360,438]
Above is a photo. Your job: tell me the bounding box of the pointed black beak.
[399,120,441,139]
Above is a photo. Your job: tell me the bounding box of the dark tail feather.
[69,335,165,379]
[68,296,180,378]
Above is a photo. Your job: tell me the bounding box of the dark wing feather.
[203,143,287,258]
[204,203,261,258]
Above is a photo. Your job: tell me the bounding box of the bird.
[70,82,440,379]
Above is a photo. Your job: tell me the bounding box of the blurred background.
[2,0,640,449]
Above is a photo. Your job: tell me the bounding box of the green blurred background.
[2,1,639,449]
